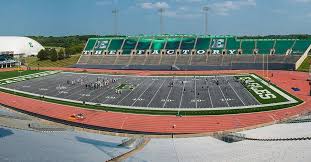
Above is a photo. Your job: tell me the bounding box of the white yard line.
[116,78,146,104]
[178,79,187,108]
[89,77,131,102]
[218,85,230,107]
[194,77,197,108]
[162,78,175,108]
[131,80,156,106]
[147,79,167,107]
[207,87,214,108]
[101,77,141,104]
[226,77,246,106]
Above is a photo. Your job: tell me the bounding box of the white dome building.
[0,36,44,56]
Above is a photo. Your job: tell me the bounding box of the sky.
[0,0,310,36]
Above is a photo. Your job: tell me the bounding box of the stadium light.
[158,8,165,34]
[203,6,209,35]
[112,9,118,35]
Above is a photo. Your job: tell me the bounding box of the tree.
[58,49,65,60]
[49,49,58,61]
[37,49,48,60]
[66,47,75,56]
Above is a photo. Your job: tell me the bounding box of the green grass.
[0,70,46,80]
[254,74,303,104]
[236,75,288,104]
[25,54,80,68]
[43,46,64,52]
[297,55,311,72]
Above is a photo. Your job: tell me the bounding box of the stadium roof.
[0,36,44,56]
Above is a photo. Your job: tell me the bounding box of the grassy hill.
[25,54,80,68]
[297,55,310,72]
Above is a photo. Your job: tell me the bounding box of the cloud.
[209,0,256,16]
[140,2,169,9]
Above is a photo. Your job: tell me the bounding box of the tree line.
[37,48,67,61]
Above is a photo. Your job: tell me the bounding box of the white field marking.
[226,76,246,106]
[194,76,198,108]
[66,74,124,101]
[131,80,156,106]
[0,86,298,111]
[105,96,116,99]
[235,79,261,104]
[33,74,80,95]
[116,78,147,105]
[80,94,90,97]
[101,77,140,103]
[102,77,144,104]
[84,76,129,101]
[207,87,214,108]
[120,117,128,129]
[178,79,187,108]
[251,74,297,102]
[60,75,103,99]
[62,71,248,78]
[147,78,167,107]
[0,71,60,82]
[133,98,144,101]
[218,83,230,107]
[89,77,127,102]
[56,76,96,98]
[63,88,87,98]
[162,78,175,108]
[12,73,64,94]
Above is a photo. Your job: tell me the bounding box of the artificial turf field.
[0,71,299,113]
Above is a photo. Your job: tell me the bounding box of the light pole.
[112,9,118,35]
[203,6,209,35]
[158,8,165,34]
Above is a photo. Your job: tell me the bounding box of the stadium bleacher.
[0,54,17,68]
[76,35,311,70]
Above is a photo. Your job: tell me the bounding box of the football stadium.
[1,0,311,162]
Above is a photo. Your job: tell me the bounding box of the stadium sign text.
[238,76,276,100]
[101,49,238,55]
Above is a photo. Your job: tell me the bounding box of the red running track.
[0,69,310,134]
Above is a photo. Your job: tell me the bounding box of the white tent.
[0,36,44,56]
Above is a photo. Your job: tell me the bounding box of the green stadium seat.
[291,40,311,55]
[274,40,295,55]
[165,38,181,50]
[241,40,255,55]
[180,37,195,50]
[136,38,152,52]
[226,38,240,54]
[150,38,166,51]
[122,38,138,55]
[84,38,97,51]
[195,37,210,51]
[256,40,275,54]
[108,39,124,52]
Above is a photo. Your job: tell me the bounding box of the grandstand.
[75,35,311,70]
[0,54,18,68]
